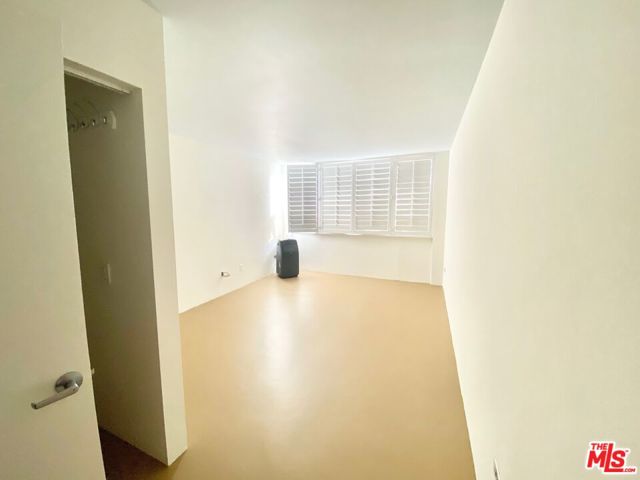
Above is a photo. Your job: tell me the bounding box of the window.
[319,162,353,233]
[394,158,432,234]
[287,154,433,237]
[354,160,392,233]
[287,164,318,232]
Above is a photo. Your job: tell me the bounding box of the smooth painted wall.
[444,1,640,478]
[293,152,449,285]
[11,0,187,465]
[293,234,432,283]
[163,21,281,313]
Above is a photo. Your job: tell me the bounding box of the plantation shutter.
[287,164,317,232]
[319,162,353,232]
[354,160,392,232]
[394,158,432,235]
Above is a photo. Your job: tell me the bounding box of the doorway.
[64,74,166,472]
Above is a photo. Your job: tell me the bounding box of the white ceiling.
[150,0,503,162]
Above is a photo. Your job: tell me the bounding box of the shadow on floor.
[100,429,175,479]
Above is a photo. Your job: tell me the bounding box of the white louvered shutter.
[394,158,432,235]
[354,160,392,232]
[319,162,353,232]
[287,164,317,232]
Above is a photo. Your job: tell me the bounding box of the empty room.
[1,1,639,479]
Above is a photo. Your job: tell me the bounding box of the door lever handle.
[31,371,83,410]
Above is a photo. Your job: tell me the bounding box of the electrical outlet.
[493,459,500,480]
[239,263,244,272]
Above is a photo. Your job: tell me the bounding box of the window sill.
[290,231,433,240]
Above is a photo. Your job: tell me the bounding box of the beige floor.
[102,272,474,479]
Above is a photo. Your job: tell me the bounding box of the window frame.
[287,153,433,238]
[318,161,354,234]
[286,164,319,233]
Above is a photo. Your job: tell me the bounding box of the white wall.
[293,234,432,283]
[294,152,449,284]
[445,1,640,479]
[166,134,280,313]
[8,0,187,465]
[163,21,281,313]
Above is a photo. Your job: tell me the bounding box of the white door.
[0,2,105,479]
